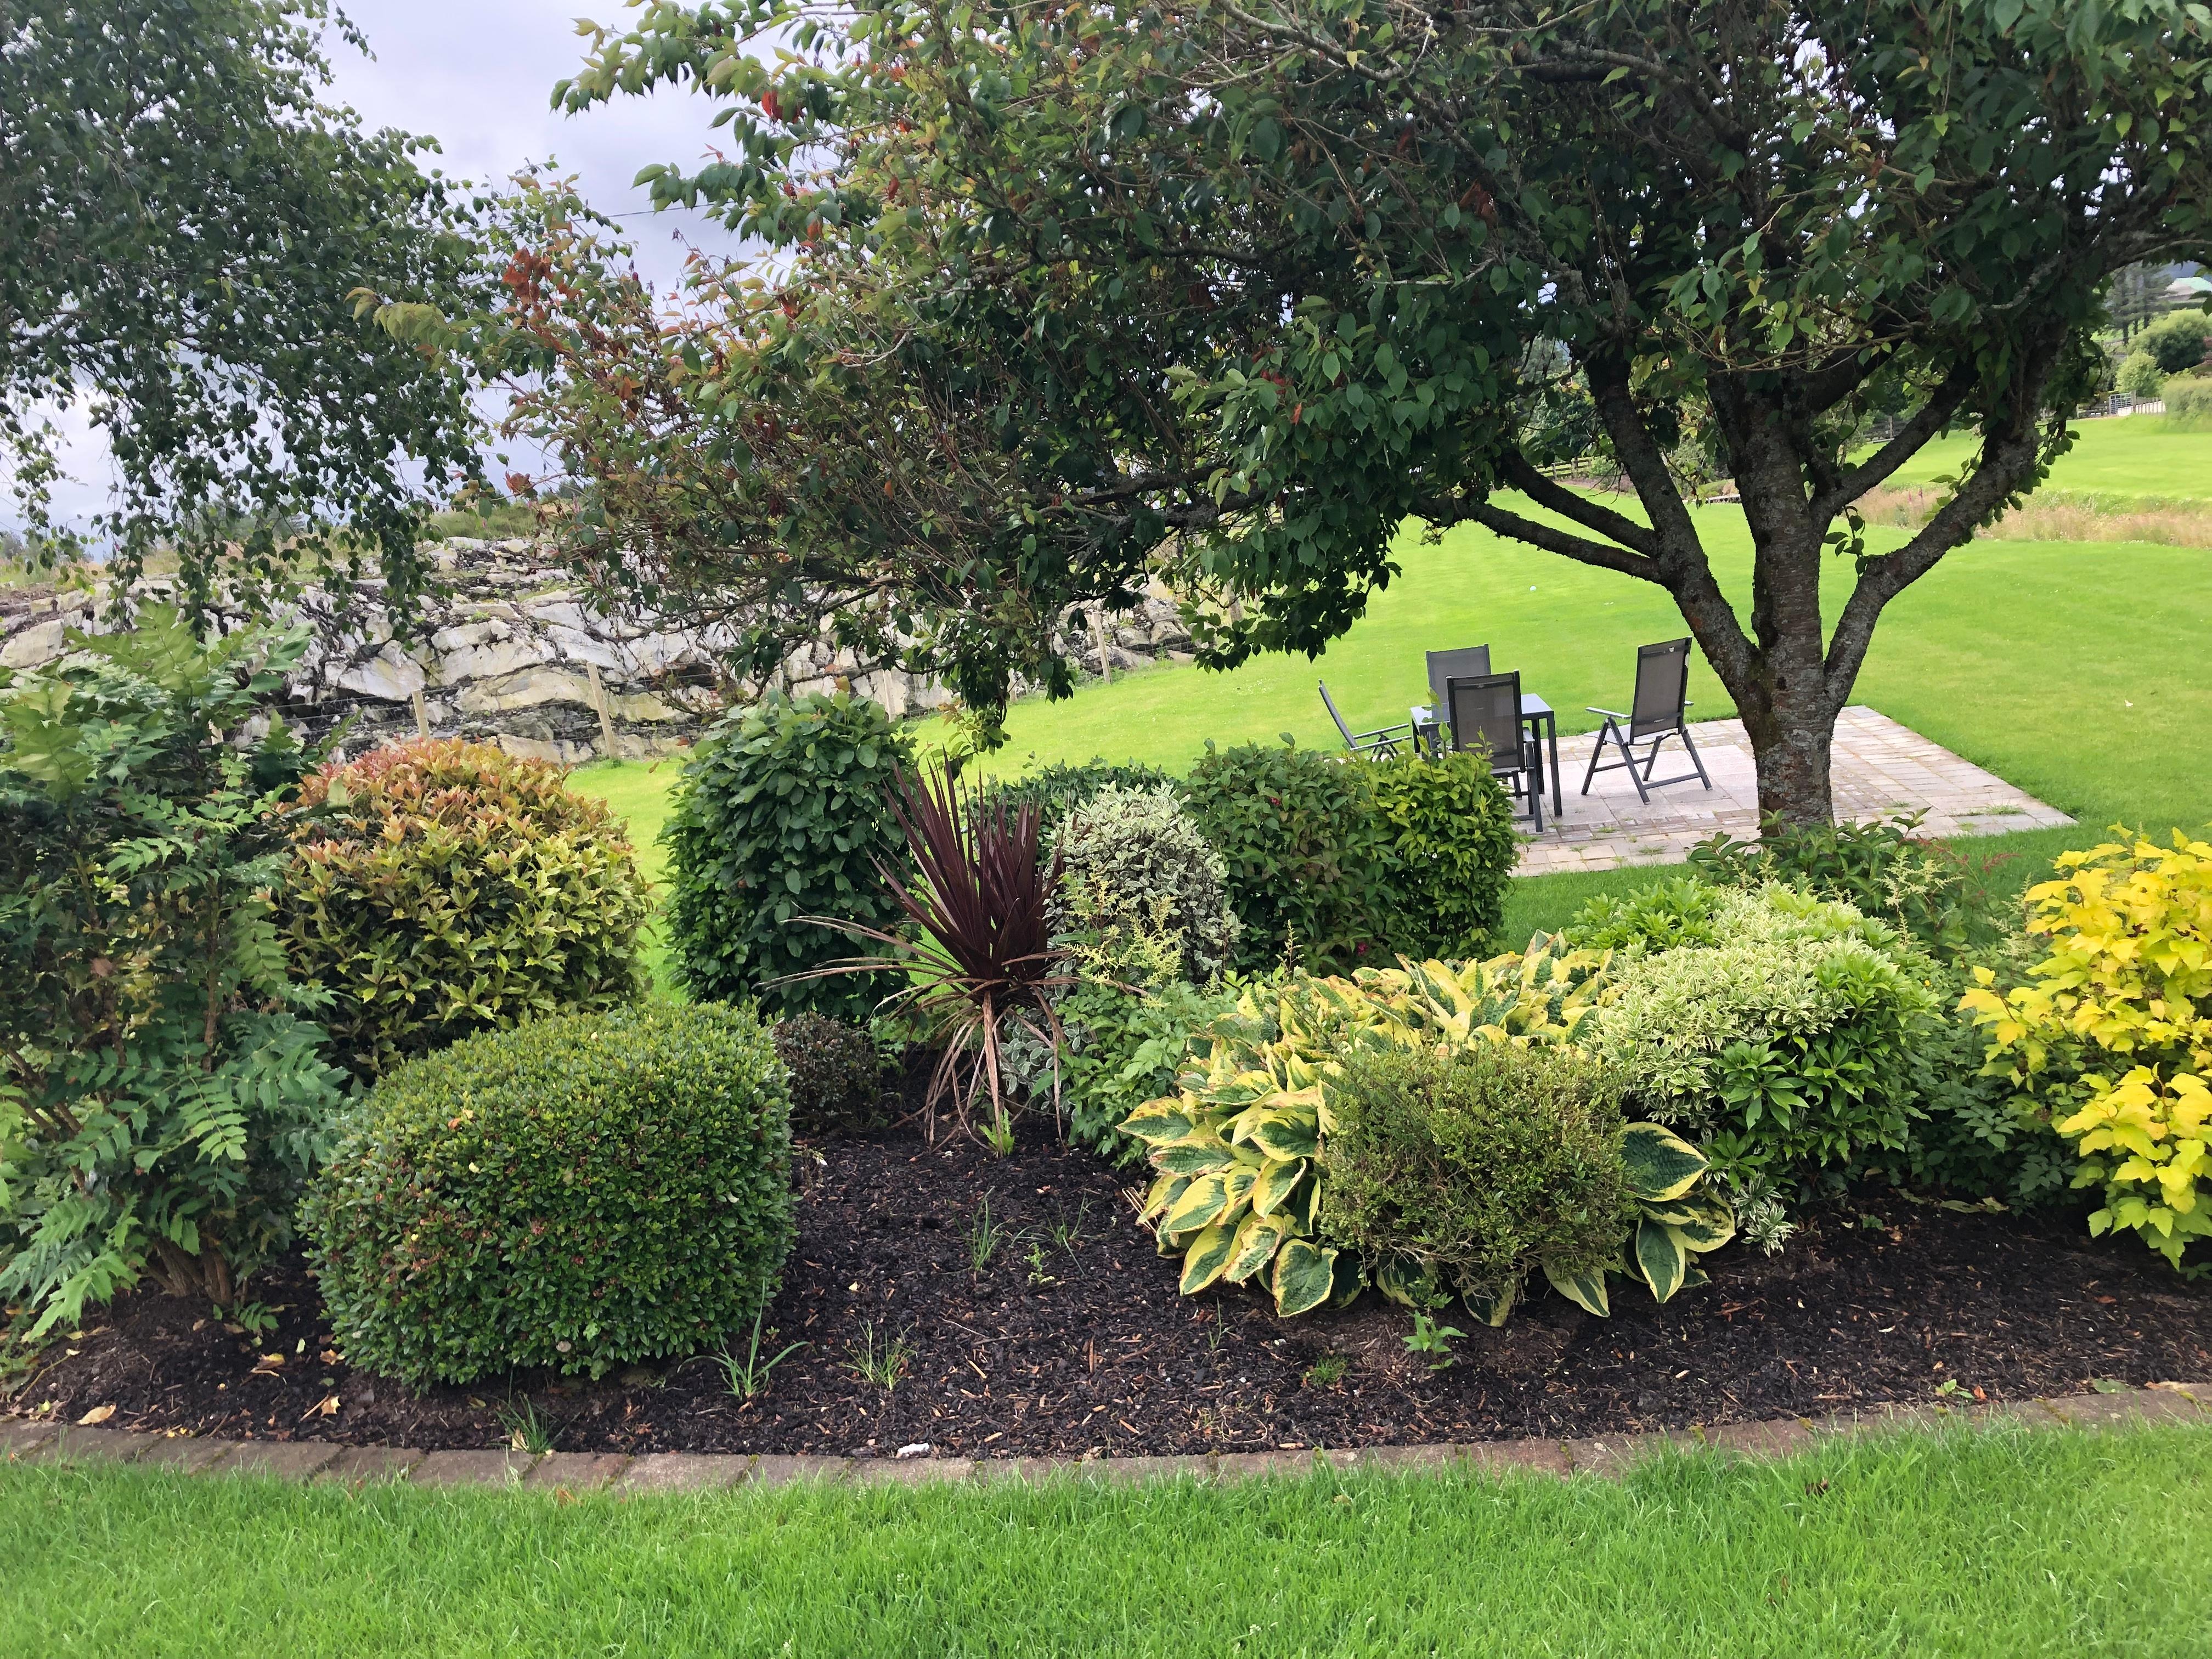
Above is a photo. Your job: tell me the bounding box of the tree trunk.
[1730,670,1838,829]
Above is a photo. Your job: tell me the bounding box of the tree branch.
[1497,448,1658,556]
[1455,499,1665,583]
[1812,366,1977,522]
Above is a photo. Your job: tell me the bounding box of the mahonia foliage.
[465,0,2212,817]
[2,1,496,614]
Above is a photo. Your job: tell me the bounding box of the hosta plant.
[1120,939,1662,1317]
[1961,833,2212,1269]
[1536,1124,1736,1321]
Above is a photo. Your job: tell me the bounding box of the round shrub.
[303,1003,794,1386]
[985,759,1180,823]
[663,691,913,1020]
[279,738,650,1076]
[1049,783,1241,980]
[2164,377,2212,427]
[1323,1041,1637,1300]
[773,1012,887,1135]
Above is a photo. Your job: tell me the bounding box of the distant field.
[1886,411,2212,500]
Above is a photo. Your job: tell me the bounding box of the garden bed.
[12,1123,2212,1459]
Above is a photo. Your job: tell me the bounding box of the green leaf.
[1179,1217,1239,1294]
[1250,1156,1306,1217]
[1272,1238,1339,1316]
[1462,1274,1519,1328]
[1224,1212,1293,1284]
[1633,1219,1689,1303]
[1161,1171,1229,1233]
[1542,1257,1612,1318]
[1619,1123,1708,1203]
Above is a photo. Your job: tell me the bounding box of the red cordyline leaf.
[777,764,1070,1144]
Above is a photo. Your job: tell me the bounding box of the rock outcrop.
[0,539,1197,762]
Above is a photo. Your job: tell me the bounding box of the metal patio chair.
[1446,671,1544,831]
[1418,647,1492,755]
[1581,636,1713,804]
[1319,680,1411,758]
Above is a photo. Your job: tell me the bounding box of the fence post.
[585,662,618,758]
[409,688,430,742]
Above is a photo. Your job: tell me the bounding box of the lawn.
[1885,411,2212,500]
[5,1424,2208,1657]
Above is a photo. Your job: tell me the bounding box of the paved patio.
[1514,704,2073,874]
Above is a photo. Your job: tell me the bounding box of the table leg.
[1547,713,1563,819]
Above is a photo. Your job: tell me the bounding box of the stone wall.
[0,539,1197,763]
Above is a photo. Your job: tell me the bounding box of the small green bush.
[1183,737,1398,973]
[280,738,651,1076]
[1323,1042,1637,1305]
[2134,307,2212,374]
[2116,351,2166,400]
[1563,877,1722,953]
[1368,750,1518,958]
[1592,885,1940,1235]
[663,691,912,1020]
[2163,378,2212,427]
[304,1003,794,1386]
[1688,811,2004,956]
[1051,785,1241,981]
[985,759,1179,824]
[773,1012,887,1136]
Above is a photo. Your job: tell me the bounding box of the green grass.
[1884,413,2212,500]
[4,1425,2207,1656]
[566,756,686,990]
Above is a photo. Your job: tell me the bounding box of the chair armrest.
[1586,707,1629,719]
[1355,722,1414,740]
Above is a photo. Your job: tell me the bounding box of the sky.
[20,0,736,529]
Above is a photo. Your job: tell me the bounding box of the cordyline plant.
[786,766,1071,1143]
[364,0,2212,824]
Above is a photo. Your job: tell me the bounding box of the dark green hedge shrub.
[303,1003,794,1386]
[1184,738,1398,973]
[1183,739,1517,972]
[1322,1042,1636,1299]
[773,1012,888,1135]
[663,691,912,1020]
[1369,751,1518,959]
[279,738,651,1076]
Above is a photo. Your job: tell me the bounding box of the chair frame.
[1580,637,1713,804]
[1445,672,1544,832]
[1318,679,1412,758]
[1424,645,1492,711]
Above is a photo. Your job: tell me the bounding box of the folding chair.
[1318,680,1411,758]
[1446,671,1544,831]
[1581,637,1713,804]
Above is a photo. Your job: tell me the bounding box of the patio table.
[1412,693,1564,821]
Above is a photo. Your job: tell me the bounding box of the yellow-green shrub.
[1962,833,2212,1268]
[279,739,651,1076]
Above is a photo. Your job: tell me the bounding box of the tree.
[479,0,2212,823]
[0,0,494,614]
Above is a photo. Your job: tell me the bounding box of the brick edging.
[3,1383,2203,1495]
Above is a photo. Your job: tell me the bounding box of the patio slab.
[1514,705,2072,876]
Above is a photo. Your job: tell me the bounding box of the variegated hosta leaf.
[1161,1171,1229,1234]
[1272,1237,1339,1316]
[1180,1217,1240,1295]
[1141,1172,1190,1224]
[1634,1218,1690,1303]
[1219,1165,1257,1212]
[1327,1252,1365,1308]
[1250,1156,1306,1217]
[1224,1212,1294,1284]
[1370,1253,1433,1309]
[1462,1274,1520,1328]
[1154,1133,1242,1176]
[1543,1257,1612,1318]
[1119,1101,1197,1144]
[1619,1122,1708,1203]
[1656,1198,1736,1253]
[1240,1108,1319,1161]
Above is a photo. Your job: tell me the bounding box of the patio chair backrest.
[1317,680,1359,747]
[1629,638,1692,738]
[1425,646,1491,709]
[1447,672,1525,775]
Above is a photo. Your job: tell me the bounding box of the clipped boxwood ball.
[303,1003,794,1387]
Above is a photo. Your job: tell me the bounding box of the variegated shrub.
[1120,938,1732,1318]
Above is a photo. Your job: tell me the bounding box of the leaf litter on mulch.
[10,1124,2211,1459]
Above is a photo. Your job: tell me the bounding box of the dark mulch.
[12,1124,2212,1459]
